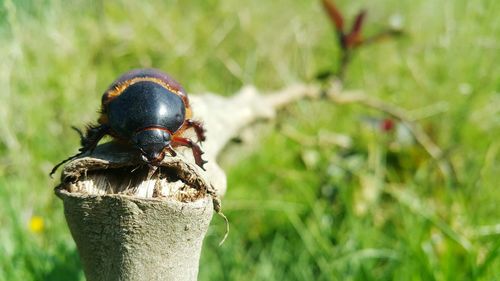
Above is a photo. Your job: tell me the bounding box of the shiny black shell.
[106,80,186,138]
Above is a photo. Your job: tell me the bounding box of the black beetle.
[50,68,206,176]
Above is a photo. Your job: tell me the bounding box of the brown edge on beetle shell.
[98,75,193,132]
[102,76,189,107]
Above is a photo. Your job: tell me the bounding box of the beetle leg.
[80,124,110,152]
[185,119,206,142]
[164,145,177,157]
[50,124,110,177]
[171,136,207,170]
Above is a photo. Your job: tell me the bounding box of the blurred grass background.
[0,0,499,280]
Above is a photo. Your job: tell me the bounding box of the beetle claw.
[198,160,208,171]
[164,145,177,157]
[186,119,206,143]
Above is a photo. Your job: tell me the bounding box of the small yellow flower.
[28,216,44,233]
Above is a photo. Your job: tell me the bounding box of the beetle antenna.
[49,151,86,178]
[50,124,109,178]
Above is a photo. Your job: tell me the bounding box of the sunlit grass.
[0,0,499,280]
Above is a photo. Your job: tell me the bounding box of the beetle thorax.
[106,81,186,138]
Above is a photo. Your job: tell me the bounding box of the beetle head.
[132,128,171,164]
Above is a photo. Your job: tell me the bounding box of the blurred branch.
[325,87,457,186]
[222,81,455,186]
[263,82,457,186]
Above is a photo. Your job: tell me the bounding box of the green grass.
[0,0,499,280]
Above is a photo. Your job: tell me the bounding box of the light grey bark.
[55,85,320,281]
[57,190,213,281]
